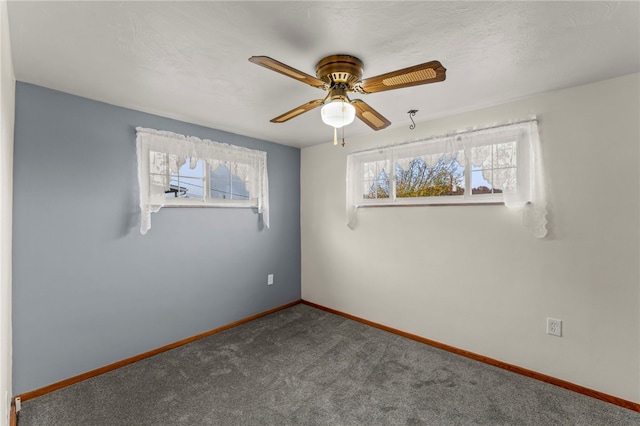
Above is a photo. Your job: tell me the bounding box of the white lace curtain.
[136,127,269,234]
[346,119,547,238]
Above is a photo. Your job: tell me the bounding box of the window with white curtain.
[346,119,547,237]
[136,127,269,235]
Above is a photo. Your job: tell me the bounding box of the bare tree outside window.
[395,156,464,198]
[365,156,465,199]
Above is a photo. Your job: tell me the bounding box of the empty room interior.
[1,1,640,425]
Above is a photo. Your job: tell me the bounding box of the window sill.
[162,203,256,209]
[356,202,504,208]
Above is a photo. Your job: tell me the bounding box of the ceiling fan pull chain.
[341,125,346,147]
[333,127,338,146]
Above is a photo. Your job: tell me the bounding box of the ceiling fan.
[248,54,446,143]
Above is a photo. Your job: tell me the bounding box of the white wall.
[0,1,15,423]
[301,73,640,403]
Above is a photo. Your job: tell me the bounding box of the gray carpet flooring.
[18,303,640,425]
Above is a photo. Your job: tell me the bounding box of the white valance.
[346,119,547,238]
[136,127,269,234]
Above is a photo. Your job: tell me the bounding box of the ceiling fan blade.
[249,56,327,89]
[355,60,446,94]
[351,99,391,130]
[270,99,325,123]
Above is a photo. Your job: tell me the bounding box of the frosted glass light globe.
[321,101,356,128]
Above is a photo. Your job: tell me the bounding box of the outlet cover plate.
[547,318,562,337]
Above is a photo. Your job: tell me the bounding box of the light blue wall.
[12,83,301,395]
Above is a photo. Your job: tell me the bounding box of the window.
[150,154,252,206]
[347,120,547,237]
[137,128,269,234]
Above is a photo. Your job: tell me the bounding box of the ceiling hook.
[407,109,418,130]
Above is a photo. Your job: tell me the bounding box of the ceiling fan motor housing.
[316,55,364,88]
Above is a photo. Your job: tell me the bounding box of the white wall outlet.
[547,318,562,337]
[267,274,274,285]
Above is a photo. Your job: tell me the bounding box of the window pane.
[470,142,516,193]
[210,162,250,200]
[493,141,517,191]
[363,160,390,199]
[494,141,517,168]
[149,151,168,187]
[166,158,204,199]
[471,167,498,194]
[395,155,464,198]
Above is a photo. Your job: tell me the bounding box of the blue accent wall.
[12,83,301,395]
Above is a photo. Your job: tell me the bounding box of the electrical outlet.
[267,274,274,285]
[547,318,562,337]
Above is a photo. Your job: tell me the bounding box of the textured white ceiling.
[7,1,640,148]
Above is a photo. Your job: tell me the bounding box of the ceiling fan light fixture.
[321,100,356,128]
[249,55,446,134]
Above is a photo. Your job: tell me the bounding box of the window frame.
[157,154,256,209]
[348,122,533,208]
